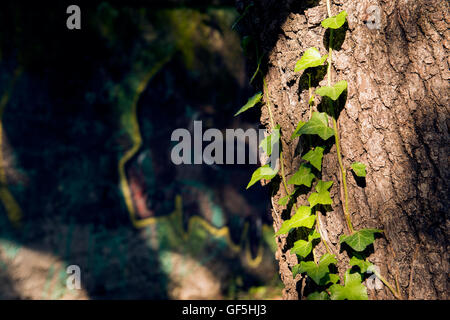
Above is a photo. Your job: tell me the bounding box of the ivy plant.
[234,0,402,300]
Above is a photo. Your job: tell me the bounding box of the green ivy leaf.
[321,10,348,29]
[291,239,313,258]
[250,54,264,84]
[308,192,332,208]
[292,264,301,278]
[307,291,330,300]
[287,164,316,187]
[329,270,369,300]
[295,47,328,72]
[295,112,335,140]
[326,273,341,285]
[234,92,262,116]
[316,80,348,101]
[302,147,325,171]
[351,162,367,177]
[275,206,316,236]
[277,195,290,206]
[291,120,306,139]
[349,255,373,273]
[340,228,383,252]
[308,180,333,208]
[316,180,334,193]
[260,125,280,157]
[246,164,277,189]
[295,253,337,284]
[308,229,321,241]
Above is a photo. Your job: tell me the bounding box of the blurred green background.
[0,1,282,299]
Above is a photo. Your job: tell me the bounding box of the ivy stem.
[263,77,276,129]
[312,246,318,264]
[263,75,293,202]
[374,270,403,300]
[308,73,313,119]
[327,30,333,87]
[316,214,332,255]
[332,118,354,233]
[307,70,331,254]
[280,152,291,199]
[325,0,353,234]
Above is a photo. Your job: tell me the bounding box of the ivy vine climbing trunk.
[236,0,449,299]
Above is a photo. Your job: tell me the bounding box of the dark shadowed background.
[0,0,282,299]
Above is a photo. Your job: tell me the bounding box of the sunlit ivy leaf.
[308,229,321,242]
[308,193,332,208]
[329,270,369,300]
[340,228,383,252]
[321,11,348,29]
[234,92,262,116]
[291,239,313,258]
[295,253,337,284]
[326,273,341,285]
[351,162,367,177]
[291,120,306,139]
[316,180,333,193]
[275,206,316,236]
[296,112,335,140]
[316,80,348,101]
[277,195,290,206]
[295,47,328,72]
[308,180,333,208]
[302,147,325,171]
[307,291,330,300]
[349,255,373,273]
[246,164,277,189]
[314,273,341,286]
[287,164,316,187]
[292,264,301,278]
[260,125,280,156]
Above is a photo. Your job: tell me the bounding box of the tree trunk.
[236,0,449,299]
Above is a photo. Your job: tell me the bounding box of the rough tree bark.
[236,0,449,299]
